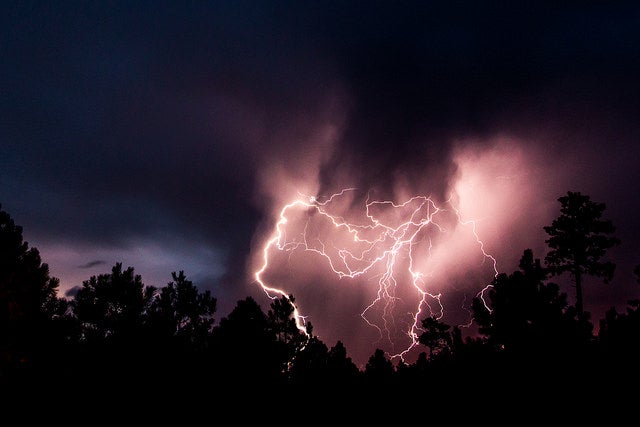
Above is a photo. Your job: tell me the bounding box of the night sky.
[3,1,640,364]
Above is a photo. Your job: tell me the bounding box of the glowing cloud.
[251,135,568,364]
[254,186,498,361]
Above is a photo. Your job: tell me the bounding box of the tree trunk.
[575,268,583,318]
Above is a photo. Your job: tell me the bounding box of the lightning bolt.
[254,188,498,361]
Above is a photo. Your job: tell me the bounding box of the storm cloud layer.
[2,2,640,363]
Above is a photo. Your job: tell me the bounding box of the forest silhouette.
[1,191,639,403]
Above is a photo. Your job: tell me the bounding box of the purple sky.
[2,1,640,365]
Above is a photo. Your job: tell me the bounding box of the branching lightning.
[254,188,498,361]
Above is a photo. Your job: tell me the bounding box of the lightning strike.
[254,188,498,361]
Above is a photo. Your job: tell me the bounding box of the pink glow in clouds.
[251,136,569,365]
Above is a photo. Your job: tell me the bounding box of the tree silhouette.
[67,263,158,388]
[288,338,361,402]
[266,294,309,373]
[147,270,216,349]
[473,250,575,351]
[5,190,640,394]
[364,348,394,385]
[596,295,640,389]
[599,299,640,358]
[211,297,284,386]
[0,204,68,378]
[327,340,359,382]
[412,351,431,374]
[419,316,452,359]
[472,249,596,388]
[544,191,619,318]
[72,263,154,343]
[288,336,329,385]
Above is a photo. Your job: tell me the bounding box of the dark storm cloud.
[2,0,640,333]
[78,260,106,269]
[64,286,81,298]
[318,1,640,196]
